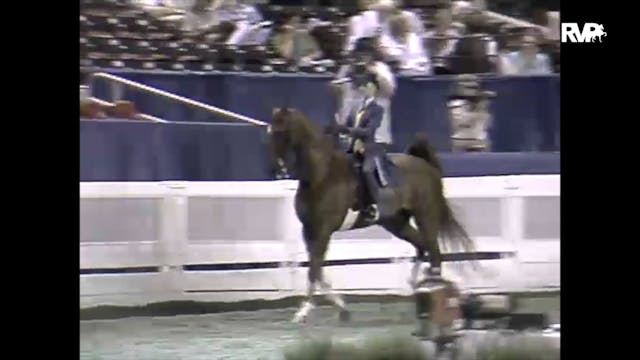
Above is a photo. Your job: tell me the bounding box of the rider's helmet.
[352,37,379,64]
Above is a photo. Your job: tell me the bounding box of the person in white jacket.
[379,13,430,74]
[344,0,424,54]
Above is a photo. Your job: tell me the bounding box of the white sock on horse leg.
[319,281,346,309]
[410,260,422,286]
[293,300,315,322]
[292,281,317,322]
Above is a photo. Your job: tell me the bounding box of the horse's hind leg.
[382,215,426,289]
[414,210,443,277]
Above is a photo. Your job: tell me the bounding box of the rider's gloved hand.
[335,125,350,134]
[325,124,349,135]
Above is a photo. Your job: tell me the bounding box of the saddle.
[349,151,401,211]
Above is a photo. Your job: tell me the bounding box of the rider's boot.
[364,167,396,219]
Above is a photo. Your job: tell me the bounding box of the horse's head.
[268,107,308,177]
[269,107,295,161]
[268,107,332,180]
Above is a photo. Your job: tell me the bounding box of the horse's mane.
[282,109,353,187]
[290,110,345,156]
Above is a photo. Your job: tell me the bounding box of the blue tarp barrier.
[80,120,271,181]
[90,72,560,153]
[80,119,559,182]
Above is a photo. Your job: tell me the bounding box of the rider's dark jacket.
[344,98,384,154]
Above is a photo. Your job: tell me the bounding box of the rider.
[332,37,395,149]
[334,72,396,220]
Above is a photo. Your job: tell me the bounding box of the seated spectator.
[211,0,267,45]
[271,15,327,66]
[499,34,552,75]
[379,13,430,74]
[132,0,186,21]
[398,3,425,36]
[182,0,266,45]
[495,24,521,54]
[452,0,476,23]
[181,0,217,35]
[459,8,500,72]
[345,0,423,53]
[425,5,462,74]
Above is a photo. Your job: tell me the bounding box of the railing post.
[110,82,124,103]
[501,176,525,292]
[158,181,189,301]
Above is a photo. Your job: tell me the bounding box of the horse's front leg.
[292,281,316,323]
[292,224,331,323]
[318,279,350,322]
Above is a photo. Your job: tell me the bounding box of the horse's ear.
[272,108,285,127]
[284,108,298,118]
[272,107,281,117]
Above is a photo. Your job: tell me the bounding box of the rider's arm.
[342,105,383,139]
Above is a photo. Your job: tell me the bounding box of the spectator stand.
[80,0,559,76]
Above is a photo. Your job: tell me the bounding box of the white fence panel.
[80,176,560,308]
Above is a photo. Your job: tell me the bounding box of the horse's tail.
[406,134,479,268]
[406,133,443,174]
[440,195,482,274]
[439,195,476,254]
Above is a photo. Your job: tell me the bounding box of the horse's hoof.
[339,309,351,322]
[291,315,307,324]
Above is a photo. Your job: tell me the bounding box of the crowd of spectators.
[80,0,560,76]
[80,0,559,121]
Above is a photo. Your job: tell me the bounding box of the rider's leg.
[363,151,396,218]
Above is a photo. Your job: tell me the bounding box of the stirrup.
[363,204,379,221]
[427,267,442,278]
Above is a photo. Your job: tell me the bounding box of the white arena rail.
[88,72,268,126]
[80,175,560,309]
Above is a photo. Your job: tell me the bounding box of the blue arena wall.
[90,72,560,153]
[80,119,558,181]
[83,72,559,181]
